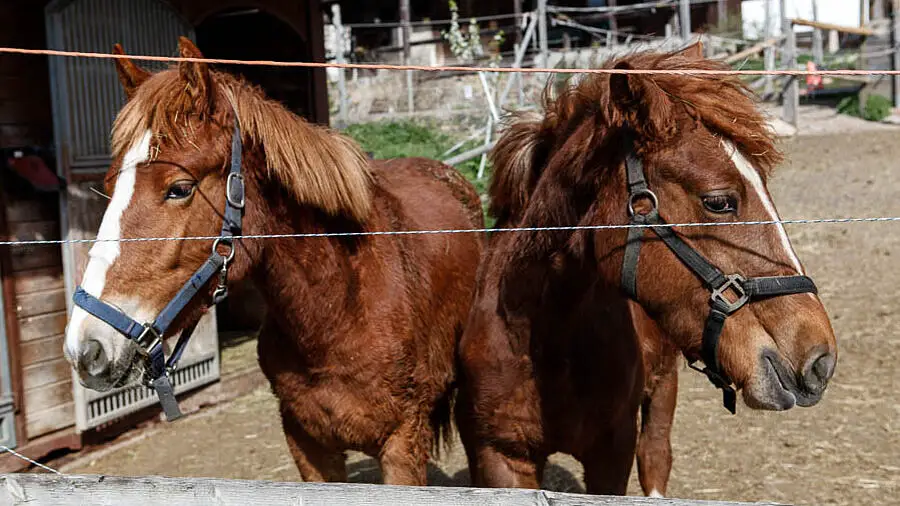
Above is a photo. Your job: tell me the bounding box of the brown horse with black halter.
[456,44,838,495]
[63,37,484,485]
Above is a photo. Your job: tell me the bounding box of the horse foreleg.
[582,414,639,496]
[378,418,430,486]
[281,410,347,482]
[636,357,678,497]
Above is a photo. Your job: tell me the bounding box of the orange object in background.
[806,61,824,91]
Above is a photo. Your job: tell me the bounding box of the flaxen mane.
[489,49,782,223]
[111,68,372,221]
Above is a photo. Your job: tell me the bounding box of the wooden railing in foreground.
[0,473,789,506]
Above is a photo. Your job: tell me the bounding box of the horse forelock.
[111,68,373,222]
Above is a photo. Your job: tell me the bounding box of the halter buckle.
[710,274,749,314]
[212,261,229,304]
[226,173,245,209]
[627,189,659,217]
[136,324,162,354]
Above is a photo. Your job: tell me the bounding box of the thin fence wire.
[0,445,64,475]
[4,46,900,76]
[345,13,522,29]
[2,217,899,248]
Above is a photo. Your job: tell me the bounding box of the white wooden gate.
[45,0,220,432]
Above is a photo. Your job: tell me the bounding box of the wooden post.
[331,4,348,128]
[764,0,775,95]
[680,0,691,41]
[782,4,799,127]
[812,1,824,64]
[537,0,549,68]
[893,0,900,107]
[827,29,840,53]
[399,0,414,113]
[717,0,727,29]
[609,0,619,35]
[513,0,523,44]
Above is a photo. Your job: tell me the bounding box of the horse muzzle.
[743,347,836,411]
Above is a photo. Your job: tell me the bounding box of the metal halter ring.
[212,238,236,265]
[627,189,659,217]
[226,173,245,209]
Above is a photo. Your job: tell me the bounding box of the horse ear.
[677,41,704,60]
[112,44,150,99]
[176,36,213,113]
[609,61,639,113]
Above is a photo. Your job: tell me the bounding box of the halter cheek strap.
[619,142,818,414]
[73,120,245,422]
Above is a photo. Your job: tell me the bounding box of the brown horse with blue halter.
[64,37,484,485]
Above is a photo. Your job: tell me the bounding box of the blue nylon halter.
[73,120,245,421]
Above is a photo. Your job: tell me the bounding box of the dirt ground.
[55,125,900,505]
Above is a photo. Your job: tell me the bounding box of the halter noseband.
[72,120,245,421]
[619,138,817,414]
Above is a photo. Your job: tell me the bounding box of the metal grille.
[46,0,195,174]
[85,355,218,428]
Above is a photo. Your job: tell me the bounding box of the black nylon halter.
[72,120,245,422]
[619,143,817,414]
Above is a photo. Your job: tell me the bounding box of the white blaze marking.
[649,489,664,498]
[65,130,152,359]
[722,140,805,275]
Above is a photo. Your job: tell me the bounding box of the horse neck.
[237,161,366,346]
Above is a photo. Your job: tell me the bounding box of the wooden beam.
[443,142,497,166]
[680,0,691,40]
[789,18,875,36]
[0,474,788,506]
[811,1,824,64]
[782,0,799,128]
[0,429,80,473]
[722,37,783,64]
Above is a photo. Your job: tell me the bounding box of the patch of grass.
[344,120,494,225]
[837,93,893,122]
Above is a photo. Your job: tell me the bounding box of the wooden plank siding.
[3,191,70,439]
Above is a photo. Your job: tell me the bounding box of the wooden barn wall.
[0,1,54,147]
[0,0,71,440]
[4,193,70,440]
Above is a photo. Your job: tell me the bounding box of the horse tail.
[430,380,456,459]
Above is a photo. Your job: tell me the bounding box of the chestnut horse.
[63,37,484,485]
[456,46,838,495]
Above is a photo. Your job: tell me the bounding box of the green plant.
[344,120,493,221]
[837,93,893,122]
[442,1,483,63]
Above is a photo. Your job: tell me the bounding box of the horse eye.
[702,194,736,214]
[166,181,196,200]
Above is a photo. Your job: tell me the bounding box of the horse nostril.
[802,351,835,393]
[80,339,109,377]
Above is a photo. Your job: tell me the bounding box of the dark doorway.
[196,8,314,119]
[197,9,318,334]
